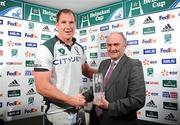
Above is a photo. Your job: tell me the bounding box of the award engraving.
[93,73,104,103]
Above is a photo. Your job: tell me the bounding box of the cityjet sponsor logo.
[6,62,22,65]
[146,100,157,108]
[126,31,138,36]
[145,110,158,119]
[159,14,175,20]
[7,40,21,47]
[143,26,155,35]
[0,19,3,25]
[79,29,87,36]
[126,50,140,56]
[8,31,21,37]
[160,48,176,53]
[164,113,177,121]
[7,110,21,116]
[100,25,109,31]
[161,24,174,32]
[145,81,159,85]
[79,38,87,43]
[26,88,36,95]
[143,59,157,65]
[89,28,98,34]
[142,38,156,44]
[8,90,21,97]
[90,53,98,58]
[127,40,138,45]
[163,102,177,110]
[8,80,20,87]
[162,91,178,98]
[53,56,81,65]
[163,80,177,88]
[24,108,38,114]
[161,69,177,76]
[25,70,32,76]
[25,33,37,38]
[111,23,123,29]
[25,42,37,48]
[7,21,21,27]
[7,71,21,76]
[162,58,176,64]
[7,101,21,107]
[42,25,50,32]
[146,90,158,97]
[143,16,154,24]
[143,49,156,54]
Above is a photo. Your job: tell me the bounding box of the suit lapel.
[102,60,111,78]
[106,54,128,91]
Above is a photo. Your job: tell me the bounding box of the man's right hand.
[68,94,86,109]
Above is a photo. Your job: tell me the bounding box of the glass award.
[92,73,104,103]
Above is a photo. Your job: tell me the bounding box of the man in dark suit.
[90,32,146,125]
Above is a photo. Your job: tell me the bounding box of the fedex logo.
[25,33,37,38]
[7,21,21,27]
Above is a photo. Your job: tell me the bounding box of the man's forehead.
[106,41,121,44]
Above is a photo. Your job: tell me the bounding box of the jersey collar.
[55,35,76,50]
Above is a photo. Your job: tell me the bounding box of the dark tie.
[104,61,116,86]
[95,61,116,117]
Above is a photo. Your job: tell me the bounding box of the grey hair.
[109,32,127,45]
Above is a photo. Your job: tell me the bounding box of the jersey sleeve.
[34,45,53,71]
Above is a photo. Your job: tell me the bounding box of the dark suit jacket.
[89,54,145,125]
